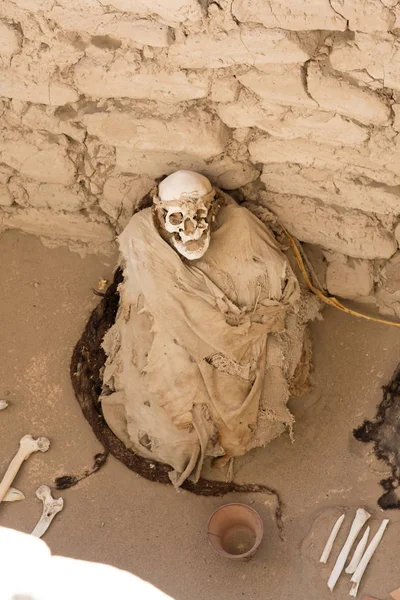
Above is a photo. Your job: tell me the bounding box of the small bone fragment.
[31,485,64,538]
[328,508,370,591]
[3,488,25,502]
[320,513,345,563]
[349,519,389,597]
[0,435,50,503]
[98,278,108,291]
[390,589,400,600]
[345,526,370,574]
[0,400,8,410]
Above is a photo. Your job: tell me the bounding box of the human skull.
[153,170,215,260]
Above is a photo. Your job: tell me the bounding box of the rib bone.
[349,519,389,597]
[345,526,370,574]
[0,435,50,504]
[31,485,64,538]
[327,508,370,591]
[320,513,345,564]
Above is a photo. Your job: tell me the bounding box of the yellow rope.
[281,225,400,330]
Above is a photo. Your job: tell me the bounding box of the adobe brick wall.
[1,0,400,315]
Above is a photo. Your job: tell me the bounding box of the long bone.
[0,435,50,503]
[349,519,389,597]
[327,508,370,591]
[320,513,345,564]
[345,526,370,575]
[31,485,64,538]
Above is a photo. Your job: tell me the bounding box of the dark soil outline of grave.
[354,363,400,510]
[69,267,284,535]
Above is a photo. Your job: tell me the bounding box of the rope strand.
[282,225,400,330]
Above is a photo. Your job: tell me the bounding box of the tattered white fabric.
[101,196,316,485]
[1,527,172,600]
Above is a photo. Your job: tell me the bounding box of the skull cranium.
[154,170,215,260]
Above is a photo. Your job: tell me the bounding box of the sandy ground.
[1,229,400,600]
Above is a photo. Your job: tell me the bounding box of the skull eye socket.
[168,212,183,225]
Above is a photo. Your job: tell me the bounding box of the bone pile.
[319,508,389,597]
[0,434,64,538]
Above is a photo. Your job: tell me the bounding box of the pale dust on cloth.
[101,195,318,487]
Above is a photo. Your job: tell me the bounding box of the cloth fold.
[101,197,314,485]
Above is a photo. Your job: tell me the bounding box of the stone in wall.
[91,0,203,23]
[330,32,400,92]
[0,28,81,104]
[0,21,21,62]
[0,208,114,243]
[232,0,346,30]
[325,255,374,299]
[9,0,203,22]
[4,0,53,10]
[100,174,154,230]
[23,182,88,212]
[115,151,259,189]
[376,252,400,317]
[330,33,390,82]
[0,164,14,207]
[306,62,390,126]
[21,105,86,143]
[168,27,314,69]
[74,53,210,102]
[0,133,76,185]
[48,9,172,46]
[368,130,400,183]
[262,164,400,215]
[393,105,400,132]
[257,111,368,146]
[0,74,79,106]
[249,136,400,186]
[212,162,259,189]
[83,110,229,157]
[330,0,395,32]
[238,65,317,109]
[217,90,286,128]
[260,191,397,259]
[210,76,240,103]
[116,150,205,178]
[0,184,13,207]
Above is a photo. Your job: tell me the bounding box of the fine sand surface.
[1,229,399,600]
